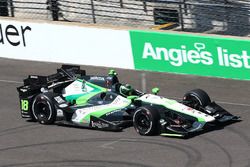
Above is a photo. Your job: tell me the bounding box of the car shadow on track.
[26,119,241,139]
[185,120,242,139]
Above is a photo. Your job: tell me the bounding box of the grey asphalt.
[0,58,249,167]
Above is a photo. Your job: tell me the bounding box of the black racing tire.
[32,92,57,125]
[183,89,211,108]
[133,106,160,136]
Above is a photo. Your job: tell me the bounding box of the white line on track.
[1,79,250,107]
[216,101,250,107]
[0,79,22,84]
[99,139,137,149]
[100,140,120,149]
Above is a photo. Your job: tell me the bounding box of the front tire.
[183,89,211,108]
[133,106,160,136]
[32,92,57,125]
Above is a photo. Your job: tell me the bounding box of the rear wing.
[16,65,86,119]
[17,65,86,97]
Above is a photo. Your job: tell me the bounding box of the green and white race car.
[17,65,239,137]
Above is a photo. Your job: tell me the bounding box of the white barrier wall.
[0,18,134,69]
[2,18,250,80]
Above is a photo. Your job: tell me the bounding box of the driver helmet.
[120,84,133,96]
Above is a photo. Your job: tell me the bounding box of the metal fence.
[0,0,250,36]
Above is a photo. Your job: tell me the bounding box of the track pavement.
[0,58,249,167]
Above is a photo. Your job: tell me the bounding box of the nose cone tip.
[206,116,216,122]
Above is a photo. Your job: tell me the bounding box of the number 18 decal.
[21,100,29,111]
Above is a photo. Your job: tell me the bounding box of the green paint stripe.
[75,92,100,105]
[160,133,185,137]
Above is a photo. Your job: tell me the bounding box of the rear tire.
[133,106,160,136]
[32,92,57,125]
[183,89,211,108]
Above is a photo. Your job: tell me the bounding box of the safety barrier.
[1,18,250,80]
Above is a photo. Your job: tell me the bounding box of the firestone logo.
[143,42,250,69]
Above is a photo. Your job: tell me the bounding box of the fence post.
[0,0,8,16]
[179,4,184,31]
[90,0,96,23]
[47,0,59,21]
[52,0,59,21]
[143,1,147,12]
[9,0,14,17]
[183,0,187,14]
[120,0,123,8]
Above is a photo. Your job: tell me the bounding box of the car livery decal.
[72,95,131,124]
[63,79,107,105]
[138,94,215,122]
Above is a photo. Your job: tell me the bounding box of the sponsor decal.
[130,30,250,80]
[20,88,27,92]
[105,109,121,116]
[142,42,250,69]
[90,76,105,81]
[173,103,214,122]
[91,121,109,128]
[29,75,38,79]
[54,96,65,104]
[143,42,213,67]
[0,23,31,47]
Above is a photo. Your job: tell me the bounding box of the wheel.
[32,92,57,125]
[133,106,160,136]
[183,89,211,108]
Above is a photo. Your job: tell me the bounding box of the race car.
[17,65,239,137]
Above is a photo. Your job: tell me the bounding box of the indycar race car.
[17,65,239,137]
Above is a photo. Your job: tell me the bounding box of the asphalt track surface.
[0,58,249,167]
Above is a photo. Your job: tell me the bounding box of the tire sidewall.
[133,106,160,136]
[32,93,56,124]
[184,89,211,107]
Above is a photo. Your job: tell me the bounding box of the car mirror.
[152,87,160,95]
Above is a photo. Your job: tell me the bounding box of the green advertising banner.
[130,30,250,80]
